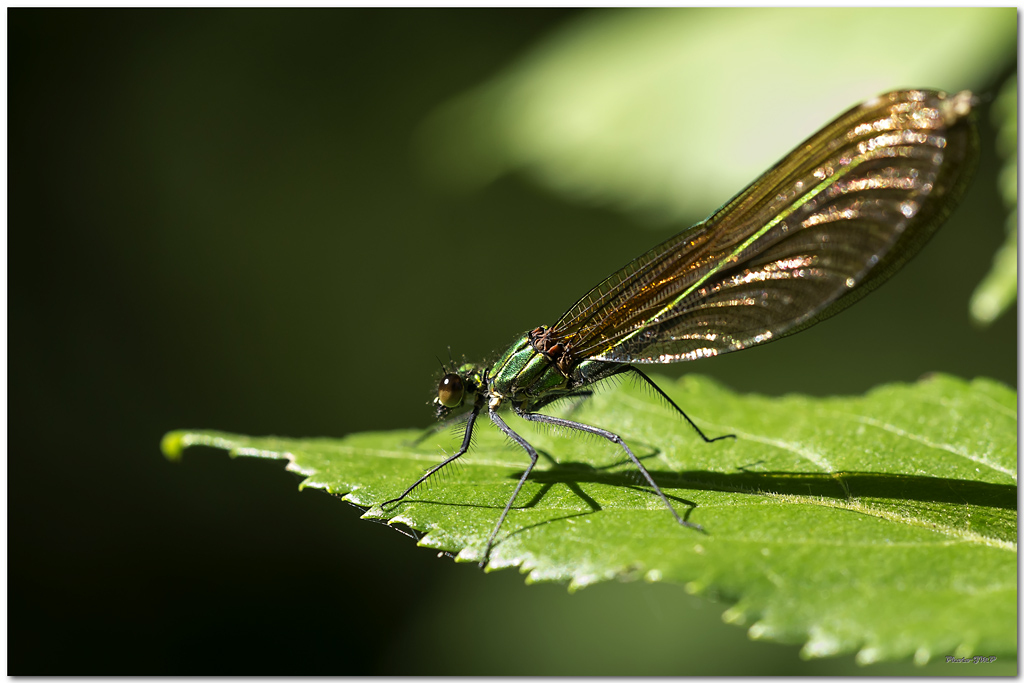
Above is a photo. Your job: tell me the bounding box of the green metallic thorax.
[485,330,623,411]
[488,332,571,409]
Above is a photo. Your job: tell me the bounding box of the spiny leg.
[514,405,702,532]
[482,409,540,567]
[550,388,594,415]
[626,366,735,443]
[406,408,472,447]
[382,395,483,509]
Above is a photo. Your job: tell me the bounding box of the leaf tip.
[722,605,749,626]
[567,576,595,592]
[161,431,186,461]
[748,621,781,643]
[801,632,843,659]
[455,547,485,566]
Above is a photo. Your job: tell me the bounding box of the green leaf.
[163,373,1016,664]
[418,8,1015,225]
[970,74,1018,326]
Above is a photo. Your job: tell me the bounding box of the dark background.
[10,9,1016,675]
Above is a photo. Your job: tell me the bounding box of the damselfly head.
[432,362,484,418]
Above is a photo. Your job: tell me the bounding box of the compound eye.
[437,373,465,408]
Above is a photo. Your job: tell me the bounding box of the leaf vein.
[829,413,1016,481]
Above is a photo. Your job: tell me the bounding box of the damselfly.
[384,89,979,564]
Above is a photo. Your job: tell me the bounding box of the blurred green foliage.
[420,8,1015,224]
[970,75,1018,324]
